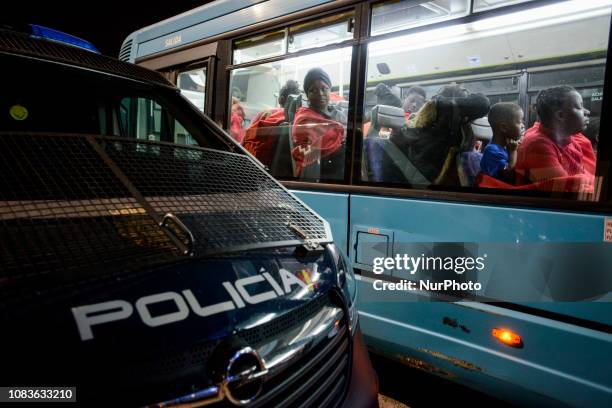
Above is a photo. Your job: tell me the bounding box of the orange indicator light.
[492,328,522,347]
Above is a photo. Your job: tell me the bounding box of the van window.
[119,97,196,146]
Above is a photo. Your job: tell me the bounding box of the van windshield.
[0,54,225,150]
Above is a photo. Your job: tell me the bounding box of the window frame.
[162,58,215,117]
[225,5,363,185]
[177,64,209,114]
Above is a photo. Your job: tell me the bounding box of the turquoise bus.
[121,1,612,406]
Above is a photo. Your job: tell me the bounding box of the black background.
[3,1,213,56]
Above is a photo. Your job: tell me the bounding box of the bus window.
[371,0,469,36]
[229,47,353,181]
[288,12,354,53]
[233,30,286,65]
[399,75,520,107]
[473,0,535,12]
[527,65,606,128]
[362,0,610,197]
[177,67,207,112]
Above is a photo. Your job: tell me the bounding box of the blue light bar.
[30,24,100,53]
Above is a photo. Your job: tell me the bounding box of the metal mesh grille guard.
[0,28,171,88]
[0,133,331,289]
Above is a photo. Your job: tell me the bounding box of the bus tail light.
[492,328,523,348]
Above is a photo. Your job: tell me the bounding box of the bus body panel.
[302,193,612,406]
[133,0,336,59]
[359,303,612,408]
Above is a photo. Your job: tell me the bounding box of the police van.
[0,25,378,407]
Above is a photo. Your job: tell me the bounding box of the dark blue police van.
[0,25,378,407]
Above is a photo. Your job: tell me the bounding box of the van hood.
[1,246,341,404]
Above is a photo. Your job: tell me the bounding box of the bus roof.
[120,0,336,62]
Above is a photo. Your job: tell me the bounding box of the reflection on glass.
[528,65,606,89]
[367,0,611,84]
[473,0,534,12]
[371,0,469,36]
[178,67,207,112]
[233,31,285,64]
[404,76,519,102]
[288,13,353,53]
[527,64,606,128]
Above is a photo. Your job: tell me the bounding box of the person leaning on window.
[515,85,596,192]
[291,68,346,178]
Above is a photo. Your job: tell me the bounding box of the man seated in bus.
[242,79,301,167]
[402,85,426,118]
[515,86,595,191]
[291,68,346,178]
[479,102,525,183]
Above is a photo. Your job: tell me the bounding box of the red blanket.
[242,108,286,166]
[477,173,594,194]
[230,111,246,144]
[515,122,595,190]
[291,107,344,176]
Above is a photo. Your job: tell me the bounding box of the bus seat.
[457,150,483,186]
[363,137,430,186]
[284,93,303,124]
[363,138,404,183]
[471,116,493,142]
[269,122,294,178]
[370,104,405,130]
[456,116,489,186]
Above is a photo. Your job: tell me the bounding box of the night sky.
[3,1,212,56]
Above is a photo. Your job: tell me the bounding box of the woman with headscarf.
[291,68,346,179]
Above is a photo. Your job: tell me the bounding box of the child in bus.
[479,102,525,183]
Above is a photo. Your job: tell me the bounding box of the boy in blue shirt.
[480,102,525,183]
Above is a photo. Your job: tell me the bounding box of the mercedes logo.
[222,347,268,406]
